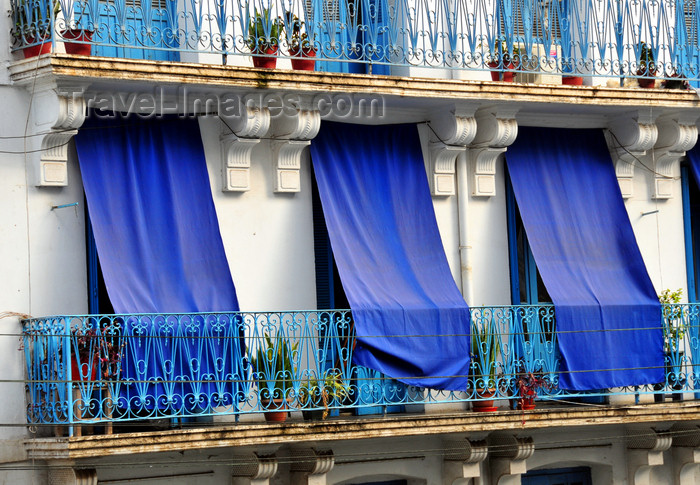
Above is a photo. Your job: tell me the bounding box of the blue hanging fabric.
[75,116,240,411]
[687,147,700,184]
[310,122,471,391]
[506,127,664,390]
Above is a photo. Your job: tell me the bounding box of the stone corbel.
[651,115,699,200]
[427,106,479,196]
[29,86,86,187]
[626,427,673,485]
[442,439,488,485]
[220,98,271,192]
[269,101,321,193]
[48,464,97,485]
[487,433,534,485]
[468,108,519,197]
[232,453,279,485]
[290,448,335,485]
[605,112,659,199]
[671,424,700,485]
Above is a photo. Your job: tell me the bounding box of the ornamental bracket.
[427,105,479,196]
[442,439,488,485]
[606,112,659,199]
[487,433,534,485]
[626,427,673,485]
[468,107,519,197]
[232,453,279,485]
[269,98,321,193]
[220,96,271,192]
[651,115,699,200]
[290,448,335,485]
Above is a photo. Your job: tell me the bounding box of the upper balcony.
[9,0,700,88]
[22,303,700,443]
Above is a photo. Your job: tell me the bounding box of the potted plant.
[637,42,656,88]
[487,40,519,82]
[298,372,349,420]
[251,333,297,422]
[514,370,550,410]
[285,14,316,71]
[71,327,99,381]
[469,319,501,412]
[12,0,55,58]
[655,289,687,401]
[56,0,94,55]
[247,9,282,69]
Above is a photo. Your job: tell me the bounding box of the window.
[522,466,592,485]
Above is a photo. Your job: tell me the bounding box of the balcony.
[9,0,700,86]
[22,304,700,437]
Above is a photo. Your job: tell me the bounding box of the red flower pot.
[71,356,98,382]
[472,389,498,412]
[262,398,289,422]
[517,397,536,410]
[22,37,51,58]
[252,46,278,69]
[638,77,656,89]
[62,29,93,55]
[289,46,317,71]
[562,76,583,86]
[488,62,515,82]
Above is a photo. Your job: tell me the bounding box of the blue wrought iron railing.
[21,304,700,430]
[9,0,700,83]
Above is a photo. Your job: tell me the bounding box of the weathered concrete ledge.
[8,54,700,112]
[24,402,700,460]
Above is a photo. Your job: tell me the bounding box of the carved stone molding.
[652,116,699,199]
[427,107,478,196]
[488,434,534,485]
[671,425,700,485]
[627,428,673,485]
[29,89,86,187]
[468,108,518,197]
[443,439,488,485]
[290,448,335,485]
[270,105,321,193]
[232,453,278,485]
[220,99,271,192]
[605,113,659,199]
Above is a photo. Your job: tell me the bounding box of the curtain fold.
[310,122,471,391]
[507,127,664,390]
[76,117,240,411]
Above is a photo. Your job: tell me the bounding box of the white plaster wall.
[624,151,688,299]
[199,117,316,312]
[0,83,87,470]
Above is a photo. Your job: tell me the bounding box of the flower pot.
[262,397,289,422]
[71,356,98,382]
[252,46,278,69]
[562,76,583,86]
[62,29,94,55]
[638,77,656,89]
[637,68,656,89]
[472,388,498,412]
[23,37,51,58]
[302,409,326,421]
[517,397,536,410]
[289,46,317,71]
[488,62,515,82]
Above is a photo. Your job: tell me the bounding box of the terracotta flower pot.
[562,76,583,86]
[62,29,93,55]
[262,397,289,422]
[71,356,98,382]
[488,62,515,82]
[289,46,317,71]
[472,388,498,412]
[252,46,278,69]
[517,397,536,410]
[22,36,51,58]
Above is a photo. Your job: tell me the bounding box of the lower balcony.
[22,304,700,437]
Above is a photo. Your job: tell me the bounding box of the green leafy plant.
[285,14,313,52]
[251,333,297,402]
[470,320,501,390]
[298,372,349,419]
[659,288,686,352]
[13,0,58,42]
[247,9,282,53]
[638,42,656,76]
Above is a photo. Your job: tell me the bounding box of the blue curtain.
[507,127,664,390]
[310,122,471,391]
[76,117,240,411]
